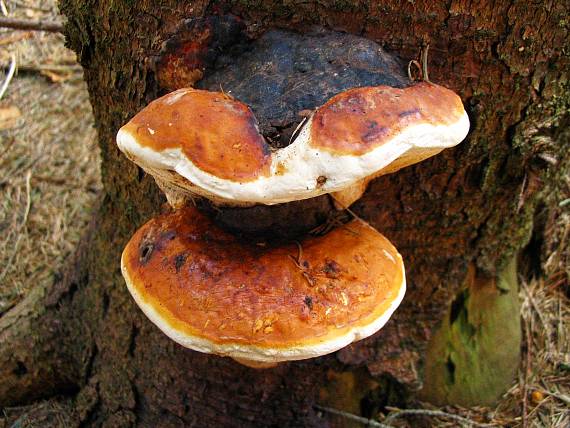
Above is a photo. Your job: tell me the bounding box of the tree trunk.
[1,0,568,426]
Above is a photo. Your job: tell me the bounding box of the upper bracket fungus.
[117,82,468,208]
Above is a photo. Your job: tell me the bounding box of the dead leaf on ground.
[0,105,22,130]
[33,64,82,83]
[40,69,66,83]
[0,32,33,46]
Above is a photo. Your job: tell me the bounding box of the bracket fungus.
[117,82,469,208]
[117,27,470,367]
[121,207,405,368]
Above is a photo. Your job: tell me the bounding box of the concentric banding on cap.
[117,83,469,205]
[121,207,406,363]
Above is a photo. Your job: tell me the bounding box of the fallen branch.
[314,405,392,428]
[315,405,496,428]
[384,407,496,427]
[0,17,64,33]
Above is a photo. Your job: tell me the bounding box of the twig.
[407,59,422,82]
[0,0,16,101]
[345,206,371,233]
[0,17,64,33]
[384,407,495,427]
[309,209,351,236]
[517,173,528,213]
[288,242,303,268]
[0,53,15,100]
[312,205,360,236]
[421,44,430,83]
[31,174,67,185]
[316,405,495,428]
[22,170,32,227]
[522,314,532,428]
[219,83,234,100]
[0,171,33,283]
[7,64,82,72]
[288,241,315,287]
[289,113,311,144]
[407,44,431,82]
[0,234,22,284]
[295,240,303,263]
[0,153,42,185]
[522,282,550,349]
[314,405,393,428]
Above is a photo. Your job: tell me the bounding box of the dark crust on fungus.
[310,82,466,155]
[122,89,271,181]
[122,207,404,350]
[199,29,408,147]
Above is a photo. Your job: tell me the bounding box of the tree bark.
[1,0,568,426]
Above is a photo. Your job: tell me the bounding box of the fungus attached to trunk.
[116,28,470,367]
[121,207,405,368]
[117,82,469,208]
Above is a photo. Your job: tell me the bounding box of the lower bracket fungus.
[121,207,405,368]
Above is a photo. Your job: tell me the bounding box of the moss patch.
[421,257,521,406]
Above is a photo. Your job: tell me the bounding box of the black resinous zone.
[198,28,408,148]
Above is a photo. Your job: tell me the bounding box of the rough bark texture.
[1,0,568,426]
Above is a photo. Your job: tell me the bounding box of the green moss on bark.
[421,258,521,406]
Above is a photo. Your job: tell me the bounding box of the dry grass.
[0,0,100,314]
[0,0,568,427]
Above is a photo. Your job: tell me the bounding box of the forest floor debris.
[0,0,100,315]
